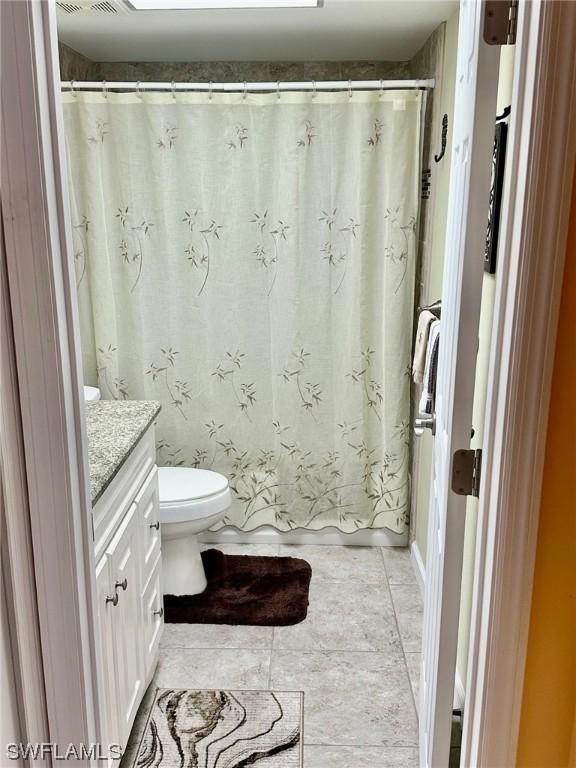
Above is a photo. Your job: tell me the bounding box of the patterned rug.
[133,688,303,767]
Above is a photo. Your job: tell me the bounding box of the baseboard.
[200,525,409,548]
[410,540,426,595]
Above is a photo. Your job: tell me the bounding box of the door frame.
[462,1,576,765]
[1,1,575,766]
[1,0,101,763]
[1,213,48,766]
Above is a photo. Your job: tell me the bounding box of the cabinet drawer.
[141,554,163,682]
[93,429,156,561]
[136,467,161,589]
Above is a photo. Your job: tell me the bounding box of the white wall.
[413,6,459,563]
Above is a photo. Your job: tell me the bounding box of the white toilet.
[158,467,231,596]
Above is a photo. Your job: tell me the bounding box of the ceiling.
[57,0,458,63]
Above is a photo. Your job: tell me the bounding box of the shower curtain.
[63,88,422,534]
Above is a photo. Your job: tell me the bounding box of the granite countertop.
[86,400,161,505]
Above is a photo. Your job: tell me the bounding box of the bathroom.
[52,1,505,765]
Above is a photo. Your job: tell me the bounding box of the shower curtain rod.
[60,78,435,93]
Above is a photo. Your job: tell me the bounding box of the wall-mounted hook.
[434,113,448,163]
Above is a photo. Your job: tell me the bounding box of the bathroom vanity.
[86,400,163,759]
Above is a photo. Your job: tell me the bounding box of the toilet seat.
[158,467,231,523]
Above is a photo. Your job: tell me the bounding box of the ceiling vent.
[56,0,129,15]
[56,2,83,12]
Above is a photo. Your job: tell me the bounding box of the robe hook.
[434,113,448,162]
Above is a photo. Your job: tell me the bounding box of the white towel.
[412,310,437,384]
[418,320,440,416]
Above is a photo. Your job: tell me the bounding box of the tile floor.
[121,544,423,768]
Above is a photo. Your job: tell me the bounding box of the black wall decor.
[434,114,448,163]
[484,119,508,274]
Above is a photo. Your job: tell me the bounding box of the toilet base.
[161,530,207,596]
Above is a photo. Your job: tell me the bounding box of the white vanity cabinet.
[93,426,163,760]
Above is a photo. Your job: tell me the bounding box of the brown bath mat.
[133,688,303,768]
[163,549,312,626]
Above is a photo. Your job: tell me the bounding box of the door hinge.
[484,0,518,46]
[451,449,482,498]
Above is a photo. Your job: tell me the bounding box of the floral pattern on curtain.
[63,89,422,534]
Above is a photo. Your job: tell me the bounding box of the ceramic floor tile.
[155,648,271,690]
[278,544,387,583]
[389,583,424,654]
[305,745,419,767]
[273,579,402,653]
[161,622,274,650]
[270,651,418,747]
[200,542,280,557]
[405,653,421,712]
[382,547,419,586]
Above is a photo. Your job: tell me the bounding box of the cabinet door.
[95,555,121,765]
[106,502,144,746]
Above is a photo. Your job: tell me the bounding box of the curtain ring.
[277,81,281,100]
[379,78,384,97]
[348,79,352,99]
[70,79,76,97]
[136,80,142,99]
[312,80,317,99]
[171,80,176,100]
[209,81,213,101]
[102,80,108,99]
[243,81,247,101]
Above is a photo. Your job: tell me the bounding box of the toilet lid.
[158,467,229,504]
